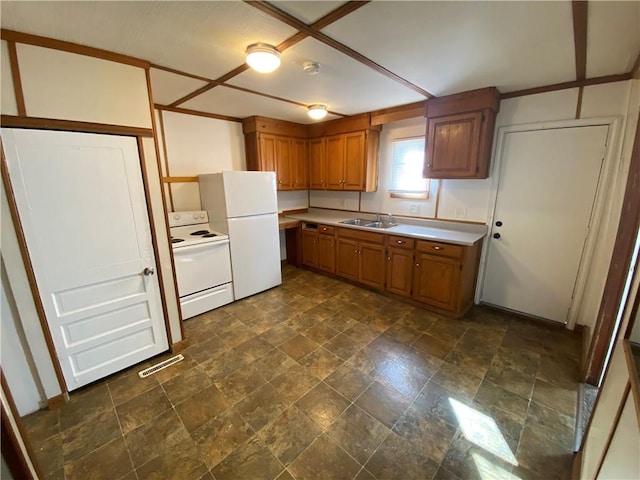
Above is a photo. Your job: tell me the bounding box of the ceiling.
[2,1,639,124]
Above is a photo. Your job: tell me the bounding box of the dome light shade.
[246,43,281,73]
[307,104,328,120]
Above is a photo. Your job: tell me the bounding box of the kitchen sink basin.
[364,221,396,229]
[339,218,370,226]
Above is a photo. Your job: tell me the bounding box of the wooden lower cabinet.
[302,226,482,318]
[386,246,414,297]
[301,230,319,268]
[413,253,460,311]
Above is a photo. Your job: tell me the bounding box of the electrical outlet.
[410,204,420,215]
[454,207,467,219]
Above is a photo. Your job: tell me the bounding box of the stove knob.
[200,213,205,218]
[173,214,180,220]
[193,213,198,219]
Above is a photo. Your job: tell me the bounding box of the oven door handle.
[172,239,229,254]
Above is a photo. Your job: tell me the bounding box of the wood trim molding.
[501,73,632,100]
[593,382,631,479]
[1,373,42,480]
[623,341,640,425]
[46,393,68,409]
[162,176,199,183]
[155,105,242,123]
[0,146,68,394]
[157,110,175,211]
[136,136,174,347]
[584,110,640,385]
[1,28,150,69]
[0,115,154,137]
[575,86,584,119]
[170,339,189,353]
[145,70,185,338]
[6,41,26,116]
[245,1,433,99]
[371,101,427,125]
[572,1,588,81]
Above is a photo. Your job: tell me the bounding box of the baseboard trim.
[572,450,583,480]
[46,393,68,410]
[170,340,188,353]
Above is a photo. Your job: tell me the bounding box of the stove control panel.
[168,210,209,228]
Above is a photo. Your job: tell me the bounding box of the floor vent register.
[138,354,184,379]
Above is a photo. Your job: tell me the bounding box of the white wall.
[1,263,44,416]
[155,110,245,211]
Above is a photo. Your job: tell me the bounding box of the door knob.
[493,233,501,239]
[143,267,155,276]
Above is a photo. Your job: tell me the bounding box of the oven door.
[172,240,232,297]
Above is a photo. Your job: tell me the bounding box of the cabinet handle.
[415,263,420,267]
[396,240,405,244]
[432,246,443,250]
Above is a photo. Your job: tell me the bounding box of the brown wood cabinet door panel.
[309,138,325,190]
[413,253,460,311]
[291,138,308,190]
[258,133,277,173]
[386,247,413,297]
[326,134,345,190]
[275,135,292,190]
[318,235,336,273]
[301,230,319,268]
[425,112,482,179]
[336,237,358,281]
[343,131,366,190]
[359,242,385,289]
[415,240,463,260]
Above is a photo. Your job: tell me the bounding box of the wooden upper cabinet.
[343,131,366,190]
[325,134,346,189]
[424,87,500,179]
[291,138,308,189]
[309,138,326,189]
[274,135,292,190]
[257,133,276,173]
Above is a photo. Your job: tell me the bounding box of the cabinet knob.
[396,240,404,244]
[387,256,391,260]
[427,164,432,168]
[432,246,442,250]
[415,263,420,267]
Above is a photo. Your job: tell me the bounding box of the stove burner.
[202,233,217,238]
[191,230,210,236]
[171,238,185,244]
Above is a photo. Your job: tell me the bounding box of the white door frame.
[476,116,622,329]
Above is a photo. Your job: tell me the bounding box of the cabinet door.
[359,241,386,289]
[291,138,308,190]
[318,235,335,273]
[301,230,319,268]
[274,135,292,190]
[413,252,460,311]
[336,237,358,281]
[258,133,277,172]
[325,134,345,190]
[386,247,413,297]
[424,112,482,179]
[309,138,325,190]
[343,131,366,191]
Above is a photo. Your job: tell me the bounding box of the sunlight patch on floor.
[472,453,522,480]
[449,398,518,465]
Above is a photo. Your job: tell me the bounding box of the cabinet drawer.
[386,235,415,249]
[318,225,335,236]
[416,240,463,259]
[337,227,384,244]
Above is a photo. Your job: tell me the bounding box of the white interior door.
[481,125,609,323]
[2,129,168,391]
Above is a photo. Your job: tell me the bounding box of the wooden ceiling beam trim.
[311,1,371,30]
[150,64,214,84]
[245,1,434,98]
[154,105,242,123]
[572,1,588,81]
[500,73,631,99]
[370,101,427,125]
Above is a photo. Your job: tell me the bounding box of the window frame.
[388,136,429,200]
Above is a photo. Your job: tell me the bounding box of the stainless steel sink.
[339,218,370,226]
[364,221,396,229]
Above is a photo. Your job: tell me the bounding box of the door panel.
[291,138,308,189]
[301,231,319,268]
[318,235,335,273]
[308,138,325,189]
[413,253,459,311]
[359,242,385,289]
[325,134,345,190]
[336,238,358,281]
[275,135,292,190]
[2,128,168,390]
[481,125,608,323]
[386,247,414,297]
[343,131,366,190]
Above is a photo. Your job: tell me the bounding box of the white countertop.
[285,209,487,246]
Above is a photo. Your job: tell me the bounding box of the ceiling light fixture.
[245,43,281,73]
[307,104,328,120]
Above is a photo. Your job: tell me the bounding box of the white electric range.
[168,210,234,319]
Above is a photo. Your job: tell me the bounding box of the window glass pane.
[390,138,428,193]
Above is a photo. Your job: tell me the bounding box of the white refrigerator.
[199,171,282,300]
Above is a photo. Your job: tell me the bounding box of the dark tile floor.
[23,265,581,480]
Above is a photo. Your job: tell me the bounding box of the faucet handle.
[387,213,396,224]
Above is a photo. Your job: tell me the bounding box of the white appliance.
[168,210,234,319]
[199,171,282,300]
